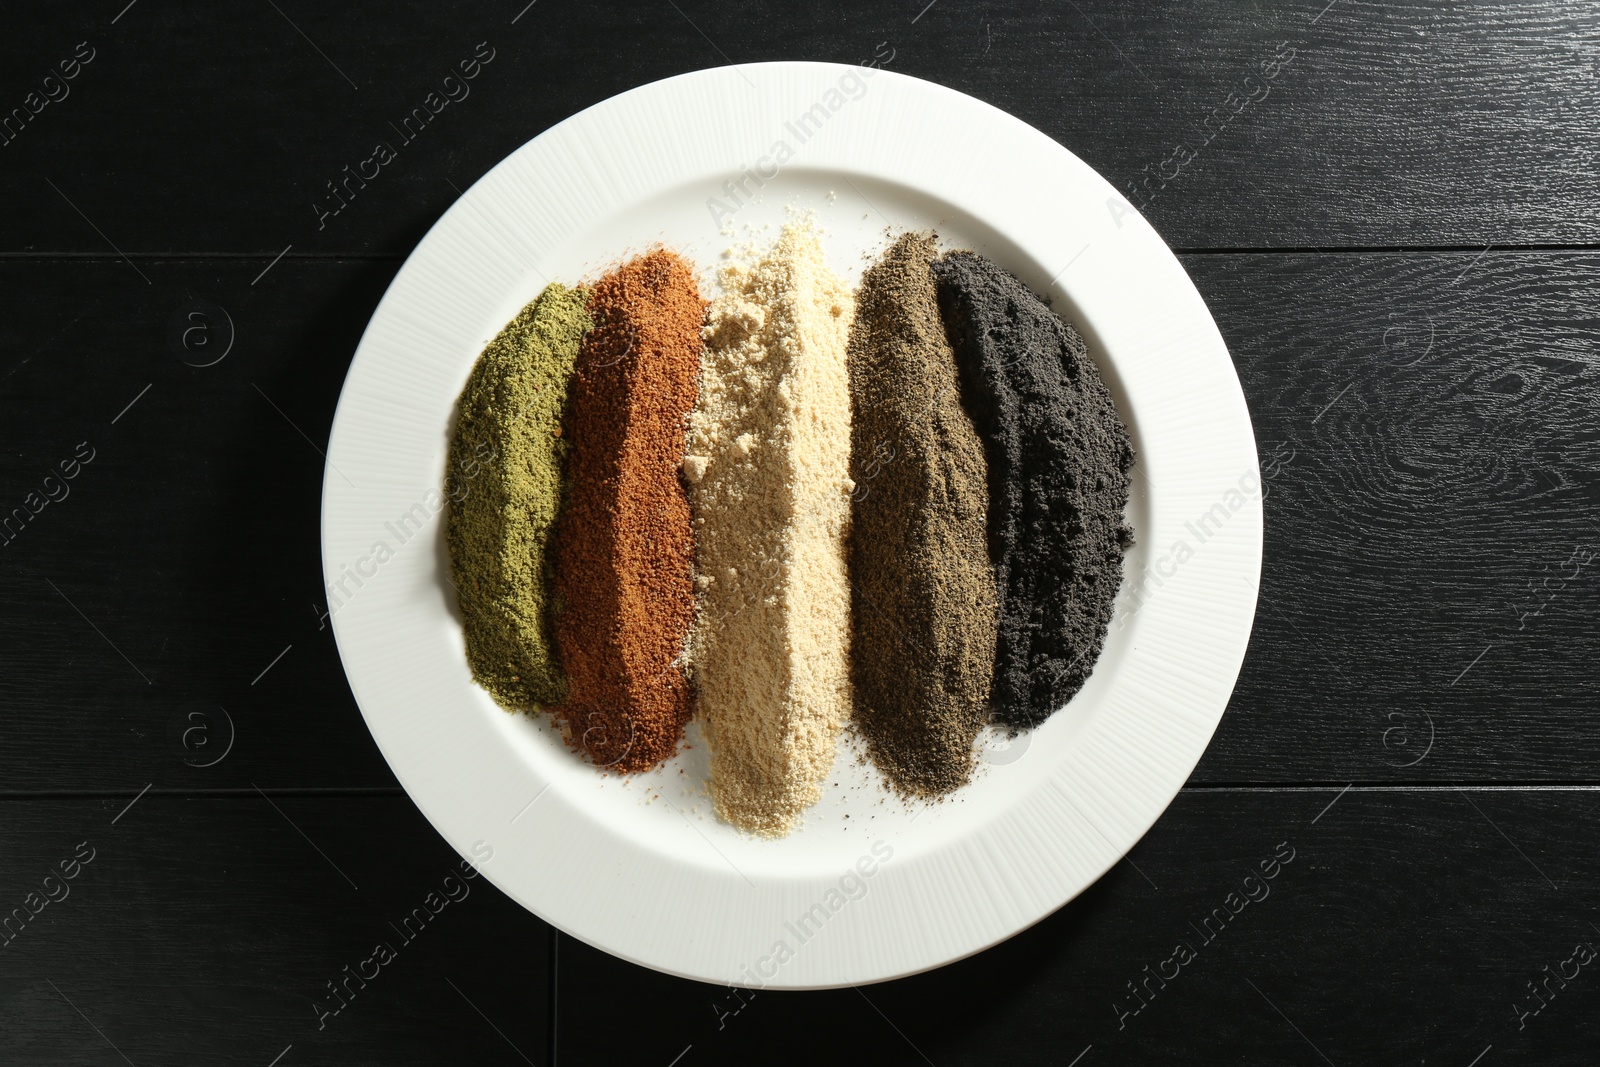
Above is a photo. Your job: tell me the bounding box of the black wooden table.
[4,2,1597,1064]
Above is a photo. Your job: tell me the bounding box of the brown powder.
[550,250,704,772]
[848,232,998,797]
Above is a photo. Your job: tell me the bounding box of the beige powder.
[685,222,855,837]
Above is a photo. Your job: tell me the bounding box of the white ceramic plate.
[323,61,1261,988]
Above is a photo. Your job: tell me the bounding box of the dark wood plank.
[0,796,550,1067]
[1185,250,1600,782]
[556,786,1600,1066]
[0,0,1596,256]
[0,257,400,790]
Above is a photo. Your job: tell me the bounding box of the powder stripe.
[446,282,590,710]
[848,232,998,797]
[686,222,855,837]
[551,251,703,772]
[932,250,1134,728]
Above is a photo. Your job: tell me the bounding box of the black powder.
[932,250,1134,730]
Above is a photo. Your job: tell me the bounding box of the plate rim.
[322,59,1261,988]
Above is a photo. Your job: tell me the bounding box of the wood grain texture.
[557,787,1600,1066]
[1185,250,1600,782]
[0,797,550,1067]
[0,0,1596,256]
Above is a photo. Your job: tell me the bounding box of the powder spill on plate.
[445,282,590,710]
[685,221,855,837]
[933,250,1134,729]
[551,250,704,772]
[847,232,999,797]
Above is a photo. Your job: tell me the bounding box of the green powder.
[446,283,591,710]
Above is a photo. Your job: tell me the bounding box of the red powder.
[551,250,703,772]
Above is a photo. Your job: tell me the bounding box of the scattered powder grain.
[551,250,704,772]
[684,222,855,837]
[848,232,999,797]
[446,282,591,711]
[932,250,1134,730]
